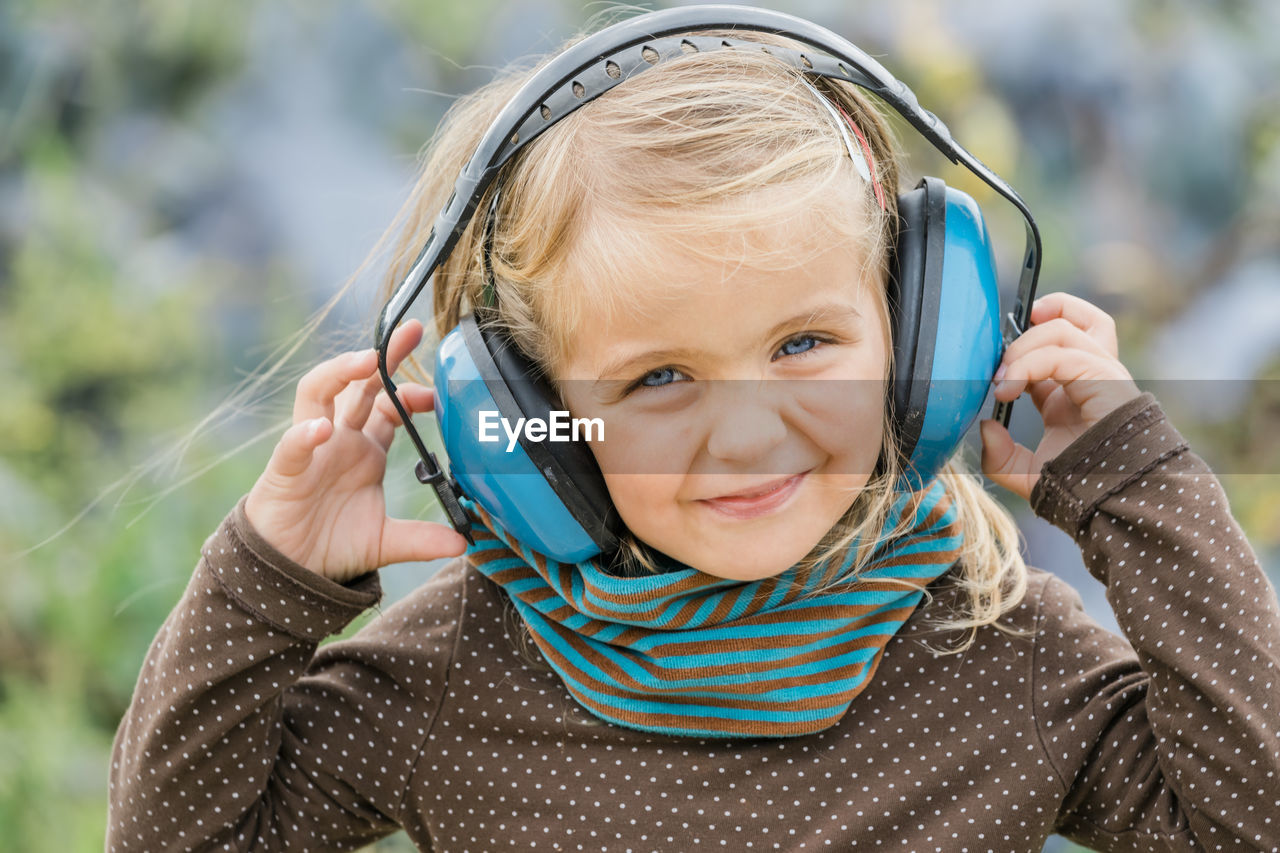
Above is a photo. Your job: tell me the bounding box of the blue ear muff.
[434,315,622,562]
[890,177,1003,487]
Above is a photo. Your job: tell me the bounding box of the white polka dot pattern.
[106,395,1280,851]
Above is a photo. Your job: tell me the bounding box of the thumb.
[979,419,1035,501]
[378,518,470,567]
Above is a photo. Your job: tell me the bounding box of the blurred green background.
[1,1,1277,851]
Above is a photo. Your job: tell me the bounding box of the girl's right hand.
[244,319,469,583]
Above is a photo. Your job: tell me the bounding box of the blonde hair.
[381,29,1028,652]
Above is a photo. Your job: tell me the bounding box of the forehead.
[577,198,873,308]
[553,219,880,376]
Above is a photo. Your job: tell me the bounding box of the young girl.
[107,12,1279,853]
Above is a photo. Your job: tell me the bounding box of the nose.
[704,381,788,464]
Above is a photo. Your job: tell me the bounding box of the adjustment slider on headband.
[416,454,475,545]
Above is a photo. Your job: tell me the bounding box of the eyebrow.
[595,302,863,379]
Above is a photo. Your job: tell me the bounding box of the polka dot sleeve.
[106,497,408,851]
[1029,393,1280,849]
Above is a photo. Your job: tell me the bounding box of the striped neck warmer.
[461,479,962,739]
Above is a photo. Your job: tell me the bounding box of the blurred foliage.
[0,1,1276,852]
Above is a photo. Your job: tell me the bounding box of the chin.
[681,541,818,582]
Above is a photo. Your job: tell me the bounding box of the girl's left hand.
[979,292,1143,502]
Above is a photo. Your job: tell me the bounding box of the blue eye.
[776,334,822,358]
[639,367,687,388]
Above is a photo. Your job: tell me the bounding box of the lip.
[697,472,807,520]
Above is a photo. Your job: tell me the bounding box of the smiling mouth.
[697,472,808,519]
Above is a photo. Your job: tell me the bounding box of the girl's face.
[556,231,889,581]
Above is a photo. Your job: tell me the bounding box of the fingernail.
[994,364,1007,382]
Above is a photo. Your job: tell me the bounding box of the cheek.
[599,473,683,533]
[796,379,887,474]
[576,398,700,478]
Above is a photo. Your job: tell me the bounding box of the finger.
[378,517,469,567]
[335,372,385,431]
[993,345,1103,402]
[368,383,435,450]
[1027,378,1059,411]
[383,319,426,377]
[336,321,427,431]
[979,419,1035,501]
[294,349,378,424]
[994,345,1137,420]
[268,417,333,478]
[1002,316,1112,369]
[1027,292,1119,357]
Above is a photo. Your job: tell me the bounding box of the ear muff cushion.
[889,177,947,466]
[462,316,622,553]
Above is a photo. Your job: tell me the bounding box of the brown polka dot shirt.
[107,393,1280,851]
